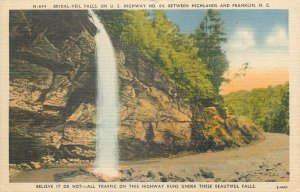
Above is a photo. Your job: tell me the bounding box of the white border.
[0,0,299,191]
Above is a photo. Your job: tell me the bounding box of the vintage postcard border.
[1,0,299,191]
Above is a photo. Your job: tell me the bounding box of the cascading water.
[88,10,119,177]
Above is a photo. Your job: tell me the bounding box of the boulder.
[29,161,41,169]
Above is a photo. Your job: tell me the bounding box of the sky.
[166,10,289,94]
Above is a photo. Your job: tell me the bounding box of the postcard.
[0,0,299,191]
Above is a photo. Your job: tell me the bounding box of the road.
[11,133,289,182]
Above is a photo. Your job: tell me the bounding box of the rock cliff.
[9,10,262,163]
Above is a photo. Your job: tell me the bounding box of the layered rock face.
[9,10,262,163]
[9,10,97,162]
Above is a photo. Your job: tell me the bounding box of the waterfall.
[88,10,119,177]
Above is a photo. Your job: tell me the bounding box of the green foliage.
[99,10,215,101]
[95,10,126,42]
[224,83,289,133]
[192,10,229,97]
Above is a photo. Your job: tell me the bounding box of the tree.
[192,10,229,98]
[150,10,214,101]
[98,10,215,101]
[272,83,289,133]
[224,83,289,133]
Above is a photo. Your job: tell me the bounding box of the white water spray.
[88,10,119,177]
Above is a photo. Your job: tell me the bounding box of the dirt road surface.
[11,132,289,182]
